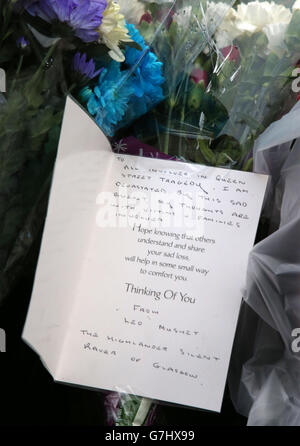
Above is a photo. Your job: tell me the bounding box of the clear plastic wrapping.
[116,0,299,170]
[229,101,300,426]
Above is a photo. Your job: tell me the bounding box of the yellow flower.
[97,0,132,62]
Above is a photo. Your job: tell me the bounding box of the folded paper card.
[23,97,268,412]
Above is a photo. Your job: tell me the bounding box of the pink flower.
[190,68,208,88]
[221,46,240,63]
[140,11,152,24]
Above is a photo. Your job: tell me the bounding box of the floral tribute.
[1,0,300,426]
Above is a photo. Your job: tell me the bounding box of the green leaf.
[197,140,215,165]
[122,40,142,52]
[243,157,253,172]
[285,10,300,53]
[263,53,280,77]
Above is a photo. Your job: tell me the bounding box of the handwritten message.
[23,98,268,412]
[54,153,268,412]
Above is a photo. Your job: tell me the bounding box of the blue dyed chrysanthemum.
[86,62,134,136]
[81,24,165,137]
[125,23,164,103]
[25,0,107,42]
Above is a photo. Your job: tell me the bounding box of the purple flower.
[16,36,29,49]
[72,52,103,83]
[25,0,107,42]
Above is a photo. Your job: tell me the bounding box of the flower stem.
[66,83,77,96]
[178,75,190,157]
[20,20,43,63]
[164,98,175,154]
[30,42,58,85]
[10,55,24,93]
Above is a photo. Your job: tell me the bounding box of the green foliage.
[0,10,67,303]
[285,10,300,54]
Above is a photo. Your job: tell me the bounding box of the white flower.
[204,2,239,49]
[264,22,289,56]
[204,2,237,33]
[214,28,234,49]
[292,0,300,10]
[118,0,146,25]
[97,0,132,62]
[233,1,292,56]
[206,1,292,56]
[235,1,292,34]
[173,6,193,28]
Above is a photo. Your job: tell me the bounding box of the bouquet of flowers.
[122,0,300,169]
[1,0,300,426]
[0,0,231,304]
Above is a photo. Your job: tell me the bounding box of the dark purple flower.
[25,0,107,42]
[72,52,103,82]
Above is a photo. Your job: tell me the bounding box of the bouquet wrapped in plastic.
[0,0,234,305]
[1,0,300,426]
[228,100,300,426]
[119,0,300,168]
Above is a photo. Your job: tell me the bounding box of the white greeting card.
[23,97,268,412]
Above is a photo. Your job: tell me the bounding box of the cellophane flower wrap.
[118,0,300,172]
[1,0,300,426]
